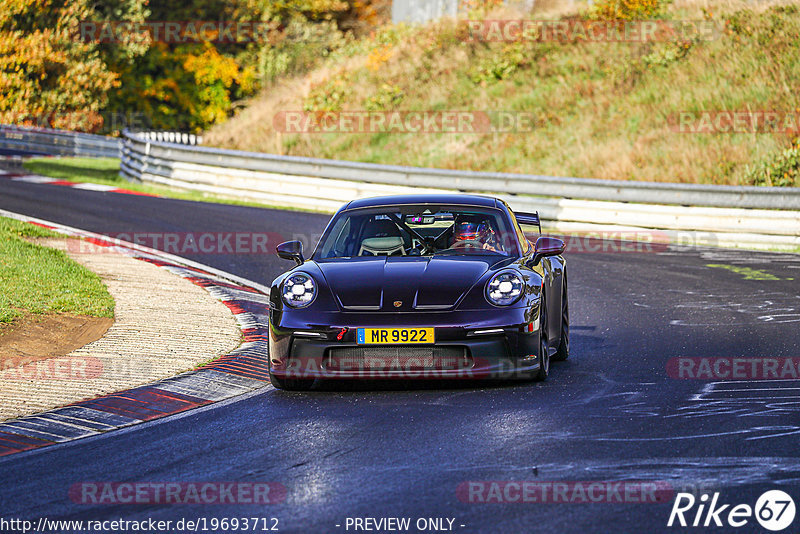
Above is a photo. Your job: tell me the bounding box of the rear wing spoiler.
[515,211,541,234]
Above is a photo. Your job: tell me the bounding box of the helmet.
[454,218,480,242]
[454,215,495,244]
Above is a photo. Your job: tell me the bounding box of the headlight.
[486,271,524,306]
[282,273,316,308]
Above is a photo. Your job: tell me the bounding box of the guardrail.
[133,131,202,145]
[118,129,800,250]
[0,124,122,158]
[0,125,201,159]
[2,124,798,250]
[119,130,800,211]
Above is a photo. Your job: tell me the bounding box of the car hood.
[314,255,510,311]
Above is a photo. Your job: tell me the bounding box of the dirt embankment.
[1,314,113,369]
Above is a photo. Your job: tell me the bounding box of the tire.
[553,270,569,362]
[269,369,314,391]
[535,292,550,381]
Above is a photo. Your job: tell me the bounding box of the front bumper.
[269,308,541,380]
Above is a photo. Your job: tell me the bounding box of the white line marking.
[71,182,118,192]
[710,388,800,392]
[11,175,57,183]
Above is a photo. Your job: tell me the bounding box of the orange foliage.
[0,0,118,131]
[590,0,665,20]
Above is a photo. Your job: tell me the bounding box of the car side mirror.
[530,236,565,266]
[276,240,304,266]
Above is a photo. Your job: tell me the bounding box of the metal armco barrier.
[117,129,800,250]
[0,125,122,158]
[117,130,800,211]
[2,125,798,250]
[0,125,200,159]
[121,132,800,249]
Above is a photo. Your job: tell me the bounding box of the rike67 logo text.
[668,490,795,531]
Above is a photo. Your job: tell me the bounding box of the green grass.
[0,217,115,325]
[24,157,122,185]
[22,157,327,212]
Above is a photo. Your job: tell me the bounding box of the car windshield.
[315,205,517,259]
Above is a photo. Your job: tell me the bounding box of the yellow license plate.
[356,328,434,345]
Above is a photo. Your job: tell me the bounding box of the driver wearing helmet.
[451,214,500,252]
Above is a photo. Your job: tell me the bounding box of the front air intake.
[324,346,471,371]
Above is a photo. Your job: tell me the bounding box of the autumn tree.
[1,0,387,133]
[0,0,148,131]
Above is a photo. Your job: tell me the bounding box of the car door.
[510,208,563,343]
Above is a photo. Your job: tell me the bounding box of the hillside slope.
[205,0,800,186]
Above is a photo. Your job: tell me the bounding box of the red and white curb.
[0,171,157,197]
[0,209,272,457]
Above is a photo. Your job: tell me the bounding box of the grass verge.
[22,157,324,212]
[0,217,114,326]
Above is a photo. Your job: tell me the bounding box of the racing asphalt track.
[0,178,799,533]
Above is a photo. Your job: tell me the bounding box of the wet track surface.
[1,178,799,533]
